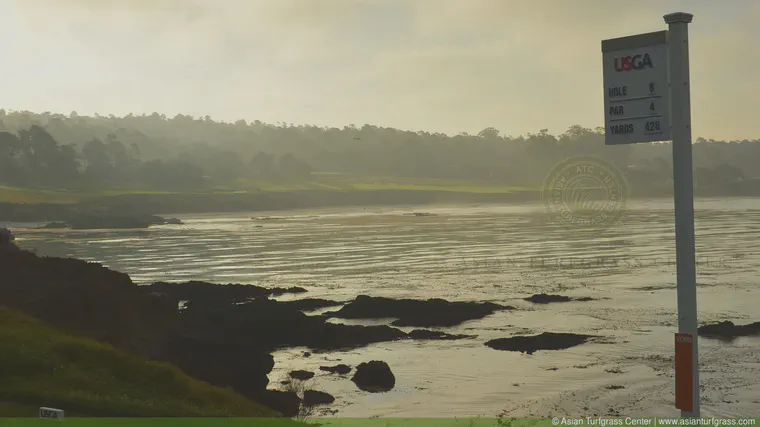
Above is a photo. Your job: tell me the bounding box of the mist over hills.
[0,109,756,192]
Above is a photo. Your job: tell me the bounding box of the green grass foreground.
[2,418,759,427]
[0,306,279,417]
[0,418,550,427]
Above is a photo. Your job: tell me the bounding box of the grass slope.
[0,305,279,417]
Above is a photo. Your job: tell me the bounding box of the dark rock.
[523,294,595,304]
[141,281,307,303]
[279,298,343,311]
[254,390,301,417]
[303,351,311,358]
[351,361,395,392]
[167,335,274,395]
[0,241,21,254]
[319,364,352,375]
[179,297,407,352]
[178,298,310,349]
[524,294,571,303]
[698,321,760,340]
[408,329,476,340]
[310,323,406,351]
[0,228,18,251]
[0,227,14,240]
[280,380,291,385]
[303,390,335,406]
[485,332,595,354]
[289,370,314,381]
[39,221,69,229]
[325,295,511,327]
[66,213,168,229]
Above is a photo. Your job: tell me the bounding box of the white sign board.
[39,407,64,419]
[602,30,671,145]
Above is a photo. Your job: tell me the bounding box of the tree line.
[0,124,312,190]
[0,109,755,191]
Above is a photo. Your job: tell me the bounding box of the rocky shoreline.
[1,238,756,417]
[0,202,186,229]
[39,214,185,229]
[0,241,510,416]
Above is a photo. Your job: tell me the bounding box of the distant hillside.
[0,305,279,417]
[0,109,757,194]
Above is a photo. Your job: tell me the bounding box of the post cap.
[664,12,693,24]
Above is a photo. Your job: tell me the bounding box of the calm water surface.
[7,198,760,417]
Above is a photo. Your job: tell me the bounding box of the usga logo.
[614,53,653,71]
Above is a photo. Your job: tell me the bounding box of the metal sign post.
[602,11,699,417]
[664,11,699,418]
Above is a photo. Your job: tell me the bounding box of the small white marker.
[39,407,64,419]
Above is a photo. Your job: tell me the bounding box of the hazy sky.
[1,0,758,140]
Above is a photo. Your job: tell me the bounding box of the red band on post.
[675,333,693,411]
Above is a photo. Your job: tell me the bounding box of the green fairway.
[0,185,183,204]
[0,175,536,205]
[0,306,279,417]
[0,185,83,204]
